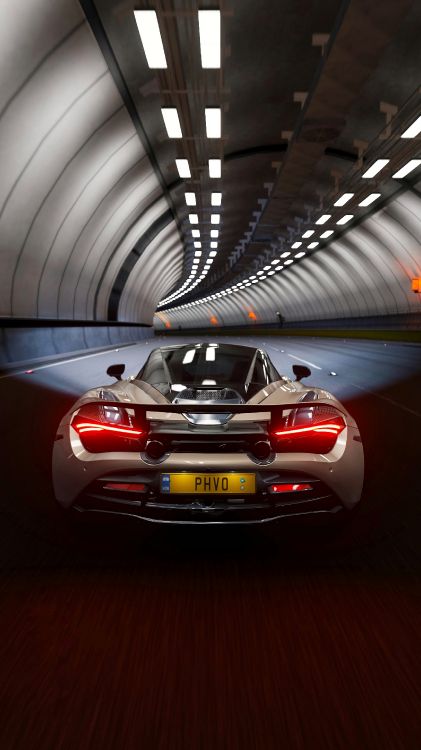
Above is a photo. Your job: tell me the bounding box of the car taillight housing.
[71,403,147,453]
[271,405,346,454]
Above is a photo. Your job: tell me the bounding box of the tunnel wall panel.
[0,324,152,368]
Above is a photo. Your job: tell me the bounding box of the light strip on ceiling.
[291,241,302,249]
[185,192,196,206]
[315,214,331,225]
[320,230,333,239]
[336,214,353,225]
[392,159,421,179]
[308,242,319,249]
[161,108,182,138]
[361,159,389,178]
[192,229,200,238]
[205,108,221,138]
[211,192,222,206]
[198,10,221,68]
[211,214,220,224]
[210,229,219,238]
[334,193,354,206]
[358,193,381,207]
[401,115,421,139]
[302,230,314,238]
[209,159,221,178]
[176,159,191,178]
[189,213,199,224]
[134,11,167,69]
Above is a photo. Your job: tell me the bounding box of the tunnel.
[1,2,421,749]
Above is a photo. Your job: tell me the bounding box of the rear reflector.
[103,483,146,493]
[270,483,312,493]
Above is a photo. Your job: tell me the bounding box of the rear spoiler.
[74,399,346,420]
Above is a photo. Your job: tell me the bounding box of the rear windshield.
[139,345,256,388]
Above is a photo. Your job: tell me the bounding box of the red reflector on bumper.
[103,483,146,493]
[270,483,312,493]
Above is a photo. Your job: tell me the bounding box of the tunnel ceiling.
[1,0,421,326]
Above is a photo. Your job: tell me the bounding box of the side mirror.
[107,363,125,381]
[293,364,311,382]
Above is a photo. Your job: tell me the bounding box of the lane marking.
[286,353,322,370]
[0,342,144,380]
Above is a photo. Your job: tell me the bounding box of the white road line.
[286,353,322,370]
[0,342,143,380]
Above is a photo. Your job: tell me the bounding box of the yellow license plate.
[161,473,256,494]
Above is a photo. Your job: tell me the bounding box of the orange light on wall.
[248,310,257,321]
[165,320,171,328]
[412,278,421,293]
[210,315,219,325]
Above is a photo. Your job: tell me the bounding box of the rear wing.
[74,399,347,422]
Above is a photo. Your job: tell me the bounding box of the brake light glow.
[270,483,312,493]
[271,413,345,454]
[71,405,146,453]
[103,483,146,493]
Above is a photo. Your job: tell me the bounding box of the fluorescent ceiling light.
[320,230,333,239]
[316,214,331,225]
[334,193,354,207]
[302,230,314,238]
[211,214,220,224]
[271,259,281,265]
[210,229,219,238]
[198,10,221,68]
[263,265,271,271]
[291,242,302,249]
[192,229,200,238]
[250,275,257,279]
[194,241,201,248]
[209,159,221,178]
[336,215,353,225]
[284,259,293,265]
[358,193,381,207]
[257,271,264,276]
[295,251,306,258]
[308,242,319,249]
[260,275,267,279]
[362,159,389,178]
[161,108,182,138]
[392,159,421,179]
[189,213,199,224]
[252,279,259,283]
[176,159,191,178]
[209,251,217,257]
[401,115,421,139]
[194,250,202,257]
[185,192,196,206]
[210,241,218,249]
[134,11,167,69]
[211,192,222,206]
[205,108,221,138]
[281,251,291,258]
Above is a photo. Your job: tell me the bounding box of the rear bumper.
[72,470,346,525]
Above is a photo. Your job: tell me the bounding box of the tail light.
[71,404,147,453]
[270,483,312,493]
[271,405,346,454]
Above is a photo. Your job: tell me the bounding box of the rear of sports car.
[53,344,364,525]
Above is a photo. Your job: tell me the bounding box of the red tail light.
[271,406,345,454]
[71,404,147,453]
[270,483,312,493]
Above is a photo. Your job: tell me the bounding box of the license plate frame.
[160,472,256,495]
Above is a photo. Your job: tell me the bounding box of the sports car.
[52,342,364,525]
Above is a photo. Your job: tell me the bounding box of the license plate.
[161,473,256,494]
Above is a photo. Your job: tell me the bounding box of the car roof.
[156,342,259,356]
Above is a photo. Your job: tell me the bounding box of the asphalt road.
[0,334,420,750]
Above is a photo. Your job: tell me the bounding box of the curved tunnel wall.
[0,0,182,325]
[155,191,421,330]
